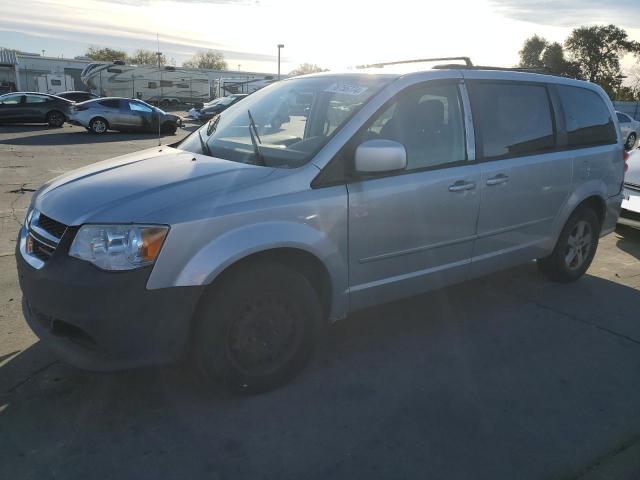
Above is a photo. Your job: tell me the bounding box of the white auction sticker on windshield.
[324,83,368,96]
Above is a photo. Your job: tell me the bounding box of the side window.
[98,99,120,109]
[148,81,157,89]
[617,112,630,123]
[25,95,48,104]
[362,83,466,170]
[1,94,23,105]
[128,101,153,113]
[160,80,173,87]
[50,79,62,86]
[469,82,555,160]
[557,85,616,147]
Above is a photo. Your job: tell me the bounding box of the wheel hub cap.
[564,220,592,270]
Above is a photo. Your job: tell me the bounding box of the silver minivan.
[16,61,626,392]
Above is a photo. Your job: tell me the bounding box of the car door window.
[1,94,23,105]
[469,82,555,160]
[128,101,153,113]
[362,83,466,170]
[25,95,48,104]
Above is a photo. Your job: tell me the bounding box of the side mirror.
[354,139,407,174]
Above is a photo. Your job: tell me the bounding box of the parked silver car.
[17,63,625,392]
[620,149,640,228]
[68,97,181,134]
[616,111,640,150]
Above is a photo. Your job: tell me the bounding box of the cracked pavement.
[1,124,640,480]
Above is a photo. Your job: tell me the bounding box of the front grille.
[26,210,67,264]
[30,235,56,261]
[37,213,67,239]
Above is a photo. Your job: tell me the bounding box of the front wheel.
[625,132,637,151]
[46,110,65,128]
[195,261,322,393]
[537,207,601,283]
[161,122,177,134]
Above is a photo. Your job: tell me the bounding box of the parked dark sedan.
[57,91,99,103]
[188,94,248,123]
[68,98,182,134]
[0,92,73,127]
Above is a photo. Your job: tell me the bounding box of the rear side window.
[98,99,120,109]
[617,112,630,123]
[557,85,616,148]
[469,82,555,160]
[26,95,48,103]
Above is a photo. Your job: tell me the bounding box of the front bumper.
[16,226,204,371]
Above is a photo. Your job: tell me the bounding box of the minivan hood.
[34,146,274,225]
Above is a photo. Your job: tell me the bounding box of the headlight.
[69,224,168,271]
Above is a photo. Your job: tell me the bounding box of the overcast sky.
[0,0,638,74]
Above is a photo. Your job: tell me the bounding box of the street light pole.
[277,44,284,80]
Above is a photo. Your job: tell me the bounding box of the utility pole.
[277,44,284,80]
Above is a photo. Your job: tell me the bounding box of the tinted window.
[107,68,123,73]
[26,95,48,104]
[51,79,62,86]
[148,82,157,89]
[0,94,22,105]
[557,85,616,147]
[160,80,173,87]
[362,83,466,170]
[176,83,189,88]
[98,99,120,109]
[617,112,630,123]
[128,101,153,112]
[470,82,555,159]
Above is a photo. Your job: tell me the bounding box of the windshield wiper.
[198,128,212,157]
[247,109,266,166]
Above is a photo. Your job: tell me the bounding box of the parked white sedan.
[616,111,640,150]
[620,149,640,228]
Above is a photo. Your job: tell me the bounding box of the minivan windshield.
[178,75,393,168]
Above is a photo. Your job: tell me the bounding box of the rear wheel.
[88,117,108,134]
[195,261,322,393]
[46,110,65,128]
[625,132,637,150]
[537,207,601,283]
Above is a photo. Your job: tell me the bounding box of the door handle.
[486,174,509,186]
[448,180,476,192]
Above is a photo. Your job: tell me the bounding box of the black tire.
[161,122,177,134]
[625,133,637,151]
[46,110,65,128]
[195,260,322,394]
[537,207,601,283]
[88,117,108,134]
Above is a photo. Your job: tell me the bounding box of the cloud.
[490,0,640,28]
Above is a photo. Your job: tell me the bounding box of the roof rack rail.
[356,56,473,69]
[433,64,567,76]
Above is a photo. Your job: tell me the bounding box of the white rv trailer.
[80,62,210,105]
[35,73,75,94]
[81,62,278,105]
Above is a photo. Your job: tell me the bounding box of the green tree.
[565,24,640,95]
[130,49,165,66]
[85,46,128,62]
[519,35,547,69]
[183,50,227,70]
[519,36,580,77]
[289,63,327,76]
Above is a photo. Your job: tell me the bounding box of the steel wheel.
[226,296,303,377]
[564,220,592,270]
[625,133,637,151]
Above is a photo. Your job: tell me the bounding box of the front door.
[0,94,25,122]
[347,82,481,310]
